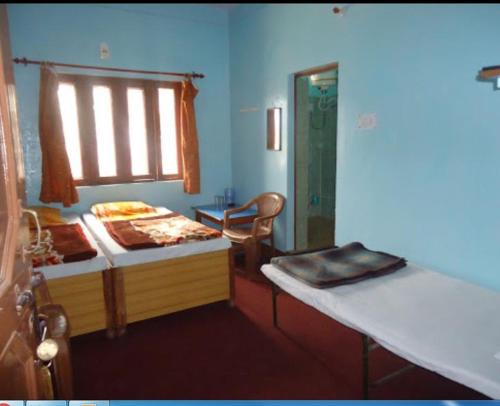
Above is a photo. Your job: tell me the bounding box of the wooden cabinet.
[0,5,73,399]
[0,3,42,399]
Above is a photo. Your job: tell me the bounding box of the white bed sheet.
[36,214,109,280]
[261,262,500,399]
[82,207,231,268]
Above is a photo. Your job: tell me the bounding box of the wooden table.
[192,203,258,227]
[193,204,260,284]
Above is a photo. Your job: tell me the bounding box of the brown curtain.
[179,79,200,194]
[38,64,78,207]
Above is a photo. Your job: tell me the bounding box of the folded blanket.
[103,212,222,250]
[271,242,407,288]
[31,223,98,268]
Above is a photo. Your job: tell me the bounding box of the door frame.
[293,62,339,250]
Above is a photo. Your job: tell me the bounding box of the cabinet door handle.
[37,338,59,362]
[16,289,34,312]
[31,271,45,288]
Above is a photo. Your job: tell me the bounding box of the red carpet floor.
[71,273,487,400]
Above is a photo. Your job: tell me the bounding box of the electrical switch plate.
[100,42,110,60]
[357,113,377,130]
[239,107,259,113]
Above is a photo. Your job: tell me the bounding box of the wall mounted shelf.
[479,65,500,80]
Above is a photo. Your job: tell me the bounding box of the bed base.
[108,249,232,337]
[271,282,415,399]
[43,270,114,338]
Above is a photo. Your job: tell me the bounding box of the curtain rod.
[12,57,205,79]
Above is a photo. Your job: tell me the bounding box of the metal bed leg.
[372,364,415,387]
[362,334,370,400]
[360,333,415,398]
[271,282,278,328]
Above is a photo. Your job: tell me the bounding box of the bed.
[33,214,112,337]
[83,206,232,336]
[261,261,500,399]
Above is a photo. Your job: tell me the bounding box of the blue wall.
[229,4,500,290]
[8,4,231,217]
[9,4,500,291]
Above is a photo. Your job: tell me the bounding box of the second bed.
[83,206,232,335]
[262,261,500,399]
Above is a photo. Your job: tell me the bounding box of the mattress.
[82,207,232,267]
[35,213,109,280]
[261,262,500,399]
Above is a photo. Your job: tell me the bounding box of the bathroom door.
[294,63,338,251]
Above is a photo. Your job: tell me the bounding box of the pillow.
[91,201,158,222]
[27,206,66,228]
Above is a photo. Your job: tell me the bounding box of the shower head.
[310,74,337,91]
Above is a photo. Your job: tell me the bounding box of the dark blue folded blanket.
[270,242,407,288]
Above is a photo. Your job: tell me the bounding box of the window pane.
[92,86,117,177]
[158,88,178,176]
[57,83,83,180]
[127,88,149,176]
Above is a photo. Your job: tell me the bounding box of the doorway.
[294,63,338,251]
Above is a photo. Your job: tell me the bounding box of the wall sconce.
[267,107,281,151]
[478,65,500,90]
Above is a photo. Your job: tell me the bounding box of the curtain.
[38,64,79,207]
[179,79,200,194]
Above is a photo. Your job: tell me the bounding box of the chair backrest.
[250,192,285,234]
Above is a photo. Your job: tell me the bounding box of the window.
[56,74,182,186]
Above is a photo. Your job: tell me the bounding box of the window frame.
[57,73,183,187]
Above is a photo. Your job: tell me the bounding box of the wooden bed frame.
[109,248,232,337]
[43,270,114,337]
[40,247,231,338]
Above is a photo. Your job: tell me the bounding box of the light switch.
[100,42,110,60]
[239,107,259,113]
[358,113,377,130]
